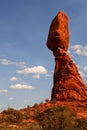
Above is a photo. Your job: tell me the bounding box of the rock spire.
[46,11,87,101]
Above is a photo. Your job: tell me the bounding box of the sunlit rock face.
[46,11,87,101]
[47,11,69,52]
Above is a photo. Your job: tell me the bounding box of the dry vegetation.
[0,100,87,130]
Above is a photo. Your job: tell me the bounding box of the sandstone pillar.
[46,11,87,101]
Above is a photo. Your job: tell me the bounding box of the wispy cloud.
[79,70,85,77]
[32,74,40,79]
[0,89,8,93]
[10,76,18,81]
[70,44,87,56]
[83,67,87,72]
[0,105,2,107]
[0,59,12,65]
[0,59,26,68]
[10,84,33,89]
[9,97,14,100]
[16,66,48,75]
[76,65,86,78]
[15,62,27,68]
[45,73,52,79]
[46,73,52,77]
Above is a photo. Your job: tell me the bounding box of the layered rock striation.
[47,11,87,101]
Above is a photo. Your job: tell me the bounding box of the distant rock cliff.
[47,11,87,101]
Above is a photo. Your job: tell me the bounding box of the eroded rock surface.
[46,11,87,101]
[47,11,69,52]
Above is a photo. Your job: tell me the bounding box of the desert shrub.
[75,118,87,130]
[27,105,30,109]
[0,125,31,130]
[28,123,43,130]
[0,127,11,130]
[51,98,57,104]
[2,107,23,124]
[45,99,49,103]
[33,103,39,109]
[36,105,76,130]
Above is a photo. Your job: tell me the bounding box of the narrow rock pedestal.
[46,11,87,101]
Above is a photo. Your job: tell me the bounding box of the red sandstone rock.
[46,11,87,101]
[47,11,69,52]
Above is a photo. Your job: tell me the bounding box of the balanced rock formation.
[47,11,69,52]
[47,11,87,101]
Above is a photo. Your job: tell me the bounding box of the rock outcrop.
[47,11,69,52]
[46,11,87,101]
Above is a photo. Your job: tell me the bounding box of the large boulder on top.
[47,11,69,52]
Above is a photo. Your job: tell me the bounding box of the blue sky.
[0,0,87,111]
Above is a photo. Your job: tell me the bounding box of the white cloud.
[0,105,2,107]
[0,58,26,67]
[46,73,52,77]
[79,70,85,78]
[76,65,81,69]
[45,74,52,79]
[0,59,12,65]
[0,89,8,93]
[32,74,40,79]
[75,65,86,78]
[70,45,82,50]
[83,67,87,72]
[10,84,33,89]
[9,97,14,100]
[16,66,48,75]
[15,62,26,68]
[10,77,18,81]
[70,44,87,56]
